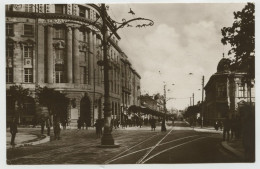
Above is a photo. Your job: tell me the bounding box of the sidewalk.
[6,128,50,149]
[222,139,245,160]
[6,125,160,149]
[191,126,245,160]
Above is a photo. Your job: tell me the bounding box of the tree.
[36,86,70,121]
[6,85,30,123]
[221,3,255,79]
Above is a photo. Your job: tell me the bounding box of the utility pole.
[201,75,204,128]
[161,84,167,132]
[192,93,194,106]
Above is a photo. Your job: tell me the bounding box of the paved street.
[7,121,241,164]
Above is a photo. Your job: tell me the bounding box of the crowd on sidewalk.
[215,110,255,162]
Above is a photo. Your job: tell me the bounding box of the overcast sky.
[108,3,246,110]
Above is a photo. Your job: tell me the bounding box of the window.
[25,4,33,12]
[79,31,87,42]
[54,28,65,39]
[80,51,87,62]
[79,6,86,17]
[55,71,64,83]
[55,49,64,60]
[55,64,64,83]
[217,85,226,97]
[24,68,33,83]
[5,5,13,12]
[6,68,13,83]
[24,24,34,36]
[24,46,33,58]
[6,24,14,36]
[6,43,13,58]
[86,8,90,19]
[238,84,246,97]
[80,66,86,84]
[96,13,100,19]
[55,4,65,14]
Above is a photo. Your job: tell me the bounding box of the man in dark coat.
[54,120,61,140]
[223,116,231,141]
[94,119,102,138]
[40,118,45,134]
[10,117,18,145]
[150,117,156,131]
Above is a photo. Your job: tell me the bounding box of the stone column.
[88,30,93,85]
[67,27,73,83]
[47,26,53,84]
[37,24,45,83]
[93,32,97,86]
[73,28,80,84]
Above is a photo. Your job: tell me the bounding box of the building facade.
[6,4,141,126]
[204,57,255,125]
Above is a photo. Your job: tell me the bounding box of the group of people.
[77,117,89,130]
[94,119,104,138]
[221,115,242,141]
[40,117,61,140]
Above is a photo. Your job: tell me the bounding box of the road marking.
[141,136,208,164]
[136,127,174,164]
[103,133,159,164]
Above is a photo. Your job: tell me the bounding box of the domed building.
[5,4,141,126]
[203,56,255,125]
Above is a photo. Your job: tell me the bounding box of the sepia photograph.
[1,0,257,167]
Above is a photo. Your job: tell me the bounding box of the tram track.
[106,128,211,164]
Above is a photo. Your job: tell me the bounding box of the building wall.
[6,4,140,126]
[204,72,255,125]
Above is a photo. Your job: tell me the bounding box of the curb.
[7,134,50,149]
[221,141,244,160]
[193,128,222,134]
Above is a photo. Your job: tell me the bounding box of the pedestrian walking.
[77,117,82,130]
[150,117,156,131]
[236,115,241,139]
[54,120,61,140]
[46,118,50,136]
[161,119,166,132]
[10,117,18,145]
[230,115,236,140]
[40,118,45,134]
[94,119,102,138]
[214,121,219,131]
[223,116,231,141]
[139,118,143,128]
[62,119,67,130]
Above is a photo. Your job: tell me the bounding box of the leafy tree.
[221,3,255,79]
[36,86,70,121]
[6,85,30,121]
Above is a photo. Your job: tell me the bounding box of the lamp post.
[98,4,154,146]
[161,84,167,132]
[161,83,174,132]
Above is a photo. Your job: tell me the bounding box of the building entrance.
[80,96,91,126]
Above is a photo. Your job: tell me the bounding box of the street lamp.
[98,4,154,146]
[161,83,174,132]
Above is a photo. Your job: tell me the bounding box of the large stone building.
[5,4,141,126]
[204,57,255,125]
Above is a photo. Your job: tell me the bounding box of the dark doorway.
[80,96,91,126]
